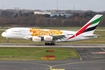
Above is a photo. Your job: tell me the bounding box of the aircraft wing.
[52,35,66,40]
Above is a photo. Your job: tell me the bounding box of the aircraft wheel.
[51,42,55,45]
[45,42,55,45]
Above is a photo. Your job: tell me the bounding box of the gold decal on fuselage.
[29,28,62,36]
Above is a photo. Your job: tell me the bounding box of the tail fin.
[76,14,103,35]
[67,14,103,40]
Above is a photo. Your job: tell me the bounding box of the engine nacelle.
[44,36,53,41]
[32,36,41,42]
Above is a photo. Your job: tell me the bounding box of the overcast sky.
[0,0,105,12]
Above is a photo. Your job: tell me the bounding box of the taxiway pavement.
[0,58,105,70]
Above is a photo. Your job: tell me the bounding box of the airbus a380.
[1,14,103,45]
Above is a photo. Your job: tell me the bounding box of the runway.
[0,43,105,48]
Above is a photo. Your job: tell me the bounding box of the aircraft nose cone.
[1,32,6,37]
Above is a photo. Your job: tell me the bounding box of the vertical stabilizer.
[68,14,103,40]
[76,14,103,35]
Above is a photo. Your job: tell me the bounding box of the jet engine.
[32,36,41,42]
[44,36,53,41]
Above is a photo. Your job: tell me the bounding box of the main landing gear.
[45,42,55,45]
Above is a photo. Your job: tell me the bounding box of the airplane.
[1,14,103,45]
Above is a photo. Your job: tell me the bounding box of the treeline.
[0,10,105,27]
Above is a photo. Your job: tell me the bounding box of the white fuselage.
[1,27,97,43]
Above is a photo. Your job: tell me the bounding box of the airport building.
[34,11,73,18]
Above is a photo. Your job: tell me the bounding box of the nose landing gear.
[6,38,9,43]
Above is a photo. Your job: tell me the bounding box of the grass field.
[0,47,79,60]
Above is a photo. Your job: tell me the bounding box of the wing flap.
[53,35,66,40]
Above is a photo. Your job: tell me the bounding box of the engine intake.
[32,36,41,42]
[44,36,53,41]
[32,36,53,42]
